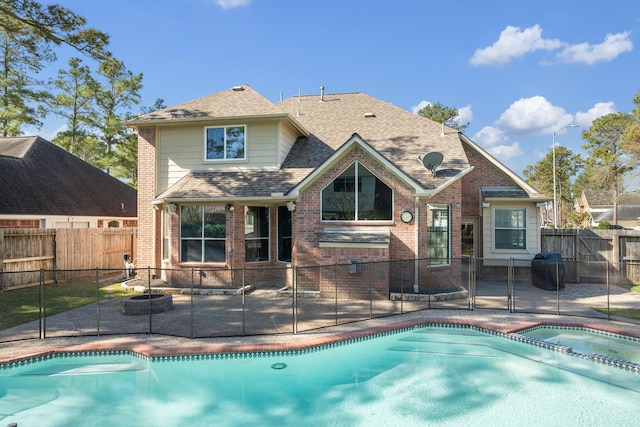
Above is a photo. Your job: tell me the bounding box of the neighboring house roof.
[595,205,640,222]
[0,136,137,217]
[131,85,545,203]
[618,191,640,205]
[582,190,615,208]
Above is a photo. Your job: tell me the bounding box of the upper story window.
[205,125,246,160]
[494,207,526,250]
[321,162,393,221]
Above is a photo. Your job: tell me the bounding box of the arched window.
[321,162,392,221]
[107,220,120,228]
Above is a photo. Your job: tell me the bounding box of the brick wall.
[292,147,417,297]
[460,143,518,217]
[0,219,40,229]
[137,127,157,268]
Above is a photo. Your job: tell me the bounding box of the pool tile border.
[3,317,640,370]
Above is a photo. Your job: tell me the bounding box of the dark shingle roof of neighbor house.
[583,190,615,207]
[132,84,539,201]
[0,136,137,217]
[595,205,640,222]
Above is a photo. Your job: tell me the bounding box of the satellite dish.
[419,152,444,177]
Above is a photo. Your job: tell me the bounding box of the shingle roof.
[595,206,640,222]
[0,136,137,216]
[583,190,615,207]
[156,170,309,200]
[127,84,289,125]
[139,86,541,201]
[277,92,469,190]
[481,187,531,199]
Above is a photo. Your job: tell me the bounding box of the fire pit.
[120,293,173,315]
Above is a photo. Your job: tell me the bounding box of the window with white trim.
[428,204,450,266]
[494,208,526,250]
[321,162,392,221]
[205,125,246,160]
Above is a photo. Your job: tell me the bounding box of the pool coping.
[3,316,640,367]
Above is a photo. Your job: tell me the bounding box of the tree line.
[523,94,640,228]
[418,94,640,229]
[4,1,639,209]
[0,0,162,188]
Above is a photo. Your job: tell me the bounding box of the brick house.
[128,85,549,296]
[0,136,137,229]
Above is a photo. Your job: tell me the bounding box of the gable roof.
[277,91,470,191]
[127,84,307,135]
[582,190,615,207]
[139,85,542,203]
[0,136,137,217]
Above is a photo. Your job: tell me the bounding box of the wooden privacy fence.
[541,228,640,283]
[0,228,137,289]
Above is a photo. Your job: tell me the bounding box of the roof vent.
[418,152,444,178]
[364,112,376,118]
[320,86,325,102]
[232,85,244,91]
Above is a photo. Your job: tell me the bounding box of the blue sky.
[32,0,640,176]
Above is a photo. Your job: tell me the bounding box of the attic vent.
[364,112,376,118]
[232,85,244,91]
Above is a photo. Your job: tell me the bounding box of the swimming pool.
[1,326,639,426]
[520,325,640,365]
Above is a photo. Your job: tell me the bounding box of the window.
[180,205,226,263]
[321,162,392,221]
[494,208,526,250]
[277,205,292,262]
[205,125,246,160]
[428,204,450,266]
[107,220,120,228]
[245,206,269,262]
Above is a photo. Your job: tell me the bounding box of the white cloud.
[557,32,633,65]
[496,96,573,135]
[470,25,564,66]
[214,0,251,9]
[456,105,473,126]
[411,100,431,114]
[575,102,617,128]
[472,125,505,148]
[487,142,523,162]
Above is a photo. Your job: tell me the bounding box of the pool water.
[1,326,639,426]
[521,326,640,364]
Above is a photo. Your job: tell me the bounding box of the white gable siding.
[482,202,541,266]
[278,122,298,166]
[157,120,280,192]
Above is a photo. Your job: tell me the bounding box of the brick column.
[137,127,157,268]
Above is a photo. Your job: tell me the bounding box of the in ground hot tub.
[120,294,173,315]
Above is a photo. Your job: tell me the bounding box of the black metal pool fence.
[1,256,639,343]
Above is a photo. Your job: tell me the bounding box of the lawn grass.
[0,282,132,331]
[591,307,640,321]
[590,283,640,320]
